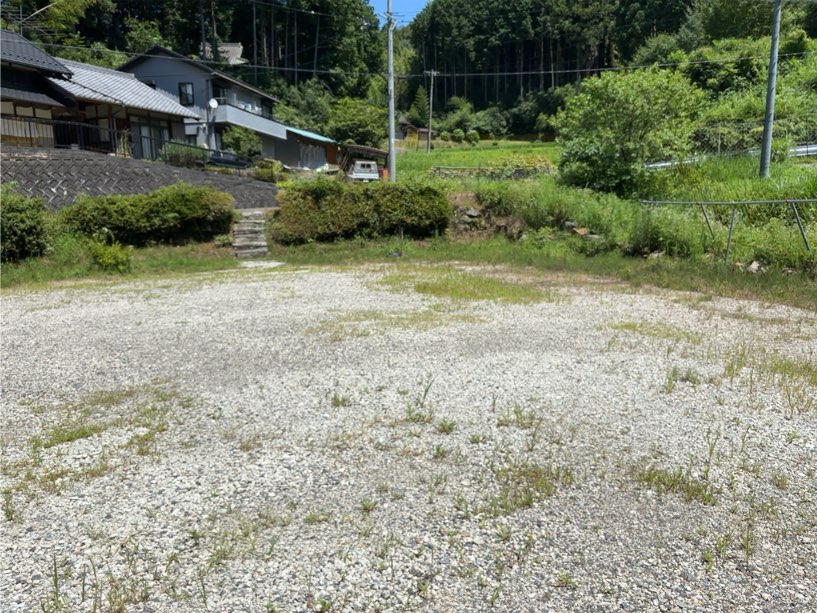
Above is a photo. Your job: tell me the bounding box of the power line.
[36,41,817,80]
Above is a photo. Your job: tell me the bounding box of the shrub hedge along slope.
[270,180,451,244]
[60,184,236,246]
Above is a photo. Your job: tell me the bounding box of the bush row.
[268,179,451,244]
[60,183,236,247]
[1,183,236,264]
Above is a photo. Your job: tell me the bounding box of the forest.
[2,0,817,140]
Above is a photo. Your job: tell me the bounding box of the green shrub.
[440,131,451,142]
[253,158,285,183]
[60,184,236,246]
[86,229,133,273]
[1,185,47,262]
[221,126,261,158]
[269,179,450,244]
[465,129,480,145]
[159,141,210,168]
[476,183,515,216]
[452,129,465,144]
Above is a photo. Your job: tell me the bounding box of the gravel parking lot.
[2,264,815,612]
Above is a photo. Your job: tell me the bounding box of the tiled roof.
[0,29,72,76]
[47,60,199,119]
[0,85,65,107]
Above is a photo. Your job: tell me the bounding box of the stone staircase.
[233,209,269,258]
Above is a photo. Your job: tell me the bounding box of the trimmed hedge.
[60,183,236,246]
[1,185,47,263]
[269,179,451,244]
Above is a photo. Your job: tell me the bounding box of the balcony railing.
[210,99,287,140]
[1,116,251,169]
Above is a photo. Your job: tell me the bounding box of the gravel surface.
[1,264,815,612]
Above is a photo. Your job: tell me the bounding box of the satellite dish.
[208,98,219,110]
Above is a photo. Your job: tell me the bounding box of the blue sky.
[370,0,430,26]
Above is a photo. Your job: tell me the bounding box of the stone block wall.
[0,147,278,210]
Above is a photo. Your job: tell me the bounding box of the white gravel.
[1,265,815,612]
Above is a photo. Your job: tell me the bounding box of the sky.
[370,0,430,26]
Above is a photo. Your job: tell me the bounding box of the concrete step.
[236,247,269,258]
[234,241,268,249]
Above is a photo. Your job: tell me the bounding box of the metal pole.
[724,205,737,265]
[427,70,435,154]
[387,0,396,182]
[253,1,258,84]
[699,203,715,240]
[789,201,811,252]
[760,0,782,178]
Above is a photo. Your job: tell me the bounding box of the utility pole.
[199,0,206,59]
[387,0,396,182]
[760,0,783,178]
[426,70,436,154]
[253,1,258,84]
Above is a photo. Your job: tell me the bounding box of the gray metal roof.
[120,46,278,104]
[0,29,72,76]
[0,85,65,107]
[47,60,200,119]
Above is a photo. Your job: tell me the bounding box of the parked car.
[347,159,380,182]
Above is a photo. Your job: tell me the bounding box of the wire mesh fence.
[691,119,817,158]
[640,198,814,265]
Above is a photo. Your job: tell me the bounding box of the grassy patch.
[1,243,238,290]
[379,266,547,304]
[306,306,482,341]
[486,462,574,516]
[268,237,817,311]
[609,321,703,345]
[398,140,562,181]
[631,463,718,506]
[35,423,108,449]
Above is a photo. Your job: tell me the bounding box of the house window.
[179,83,194,106]
[212,84,227,101]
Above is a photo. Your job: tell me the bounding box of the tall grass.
[657,156,817,223]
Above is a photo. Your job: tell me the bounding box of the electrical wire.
[36,41,817,80]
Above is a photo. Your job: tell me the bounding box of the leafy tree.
[407,86,430,128]
[326,97,387,147]
[123,17,167,53]
[472,107,508,136]
[272,79,334,135]
[221,126,261,158]
[631,34,683,67]
[555,68,704,195]
[682,38,768,95]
